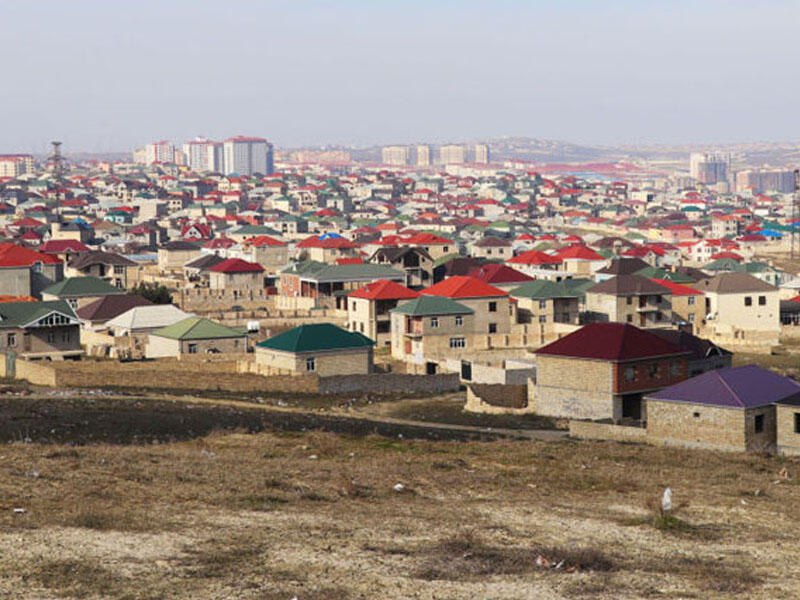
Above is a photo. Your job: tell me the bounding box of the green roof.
[42,277,125,298]
[509,280,584,300]
[281,260,404,283]
[231,225,281,236]
[257,323,374,353]
[151,317,245,340]
[0,300,78,329]
[390,296,473,317]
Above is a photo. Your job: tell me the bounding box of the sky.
[2,0,799,153]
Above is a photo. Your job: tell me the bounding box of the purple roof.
[649,365,800,409]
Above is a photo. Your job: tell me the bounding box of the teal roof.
[634,266,696,283]
[0,300,78,329]
[390,296,473,316]
[509,280,584,300]
[231,224,281,236]
[257,323,374,353]
[151,316,245,340]
[42,277,125,298]
[703,258,742,272]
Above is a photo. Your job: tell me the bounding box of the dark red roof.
[0,243,61,267]
[208,258,264,274]
[535,323,687,361]
[507,250,561,266]
[467,263,534,284]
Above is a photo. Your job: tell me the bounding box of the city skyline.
[3,0,800,153]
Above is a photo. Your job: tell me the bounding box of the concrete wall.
[465,384,529,414]
[776,404,800,455]
[534,356,616,420]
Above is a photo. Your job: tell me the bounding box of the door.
[622,394,642,420]
[461,360,472,381]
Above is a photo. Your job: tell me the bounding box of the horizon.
[3,0,800,153]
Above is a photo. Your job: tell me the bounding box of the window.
[670,362,681,377]
[306,357,316,372]
[449,337,466,349]
[47,332,55,343]
[351,302,356,311]
[488,323,497,334]
[455,315,463,327]
[688,313,695,323]
[794,413,800,434]
[758,296,766,306]
[443,246,449,253]
[624,366,636,382]
[114,265,125,275]
[688,296,696,306]
[626,296,633,305]
[430,317,439,328]
[744,296,752,307]
[32,261,42,274]
[7,333,15,347]
[539,315,547,323]
[655,295,663,304]
[188,343,198,354]
[488,302,497,312]
[693,412,700,418]
[487,249,492,255]
[648,363,660,379]
[626,315,633,323]
[754,414,764,433]
[538,300,547,310]
[61,331,70,343]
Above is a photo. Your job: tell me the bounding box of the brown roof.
[596,257,649,276]
[695,272,777,294]
[69,250,136,270]
[76,294,152,322]
[474,236,512,247]
[588,275,671,297]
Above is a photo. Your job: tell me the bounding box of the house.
[41,276,126,310]
[67,250,137,289]
[347,279,419,347]
[296,233,359,263]
[0,243,64,299]
[158,241,201,273]
[585,275,672,328]
[241,235,288,273]
[694,272,781,346]
[390,295,475,367]
[469,236,513,260]
[368,246,433,289]
[255,323,374,376]
[509,279,584,328]
[146,316,247,358]
[0,300,82,360]
[422,275,513,335]
[594,257,651,282]
[646,365,800,453]
[76,294,153,330]
[183,254,225,284]
[648,329,732,377]
[650,279,704,331]
[403,232,454,261]
[208,258,264,291]
[556,245,606,276]
[532,323,690,421]
[105,304,193,359]
[776,394,800,456]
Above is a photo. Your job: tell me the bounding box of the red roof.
[349,279,420,301]
[335,257,364,265]
[404,232,452,245]
[12,217,46,228]
[507,250,561,266]
[0,243,61,267]
[208,258,264,274]
[650,279,701,296]
[244,235,286,247]
[297,234,358,250]
[535,323,686,361]
[40,239,90,254]
[710,251,743,261]
[556,244,604,261]
[467,263,534,285]
[423,275,508,299]
[203,237,236,250]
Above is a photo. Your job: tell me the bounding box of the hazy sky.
[3,0,799,153]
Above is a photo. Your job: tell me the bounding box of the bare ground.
[0,396,799,599]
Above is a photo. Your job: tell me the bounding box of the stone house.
[776,396,800,456]
[649,278,705,331]
[421,275,513,335]
[368,246,433,289]
[585,275,672,328]
[646,365,800,453]
[158,241,201,273]
[255,323,374,376]
[469,236,513,260]
[509,279,583,332]
[146,317,247,358]
[67,250,137,289]
[0,300,83,360]
[466,263,533,292]
[207,258,265,291]
[347,279,419,347]
[0,243,64,299]
[296,234,359,263]
[532,323,690,421]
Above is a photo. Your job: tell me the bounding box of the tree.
[132,282,173,305]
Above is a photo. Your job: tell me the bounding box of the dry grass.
[0,403,798,598]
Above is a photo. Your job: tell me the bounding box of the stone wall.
[317,373,460,395]
[569,420,648,443]
[776,404,800,455]
[465,384,530,414]
[534,356,616,420]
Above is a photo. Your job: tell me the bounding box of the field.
[0,394,799,599]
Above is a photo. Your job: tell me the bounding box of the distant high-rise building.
[416,145,431,167]
[223,136,274,176]
[145,140,176,165]
[689,152,729,184]
[381,146,409,166]
[439,144,466,165]
[735,169,797,194]
[183,137,223,173]
[474,143,490,164]
[0,154,34,177]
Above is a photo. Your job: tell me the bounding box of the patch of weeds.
[23,559,129,599]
